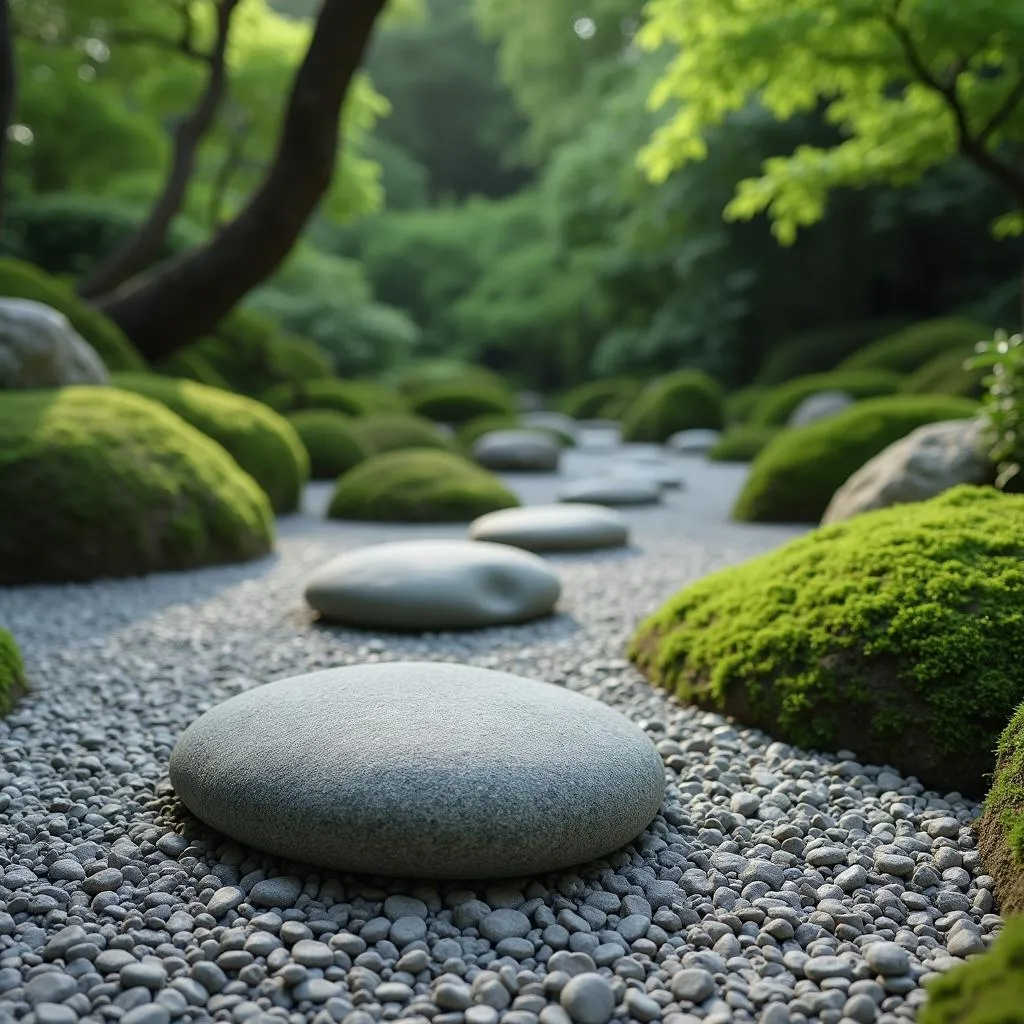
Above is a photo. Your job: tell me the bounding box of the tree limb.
[979,71,1024,144]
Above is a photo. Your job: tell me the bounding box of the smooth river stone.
[468,504,628,552]
[666,429,722,454]
[169,662,667,878]
[304,539,560,631]
[559,477,662,507]
[472,430,561,472]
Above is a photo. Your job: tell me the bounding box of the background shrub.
[902,349,986,398]
[708,425,781,463]
[839,318,991,375]
[559,378,641,420]
[355,413,453,453]
[622,370,725,442]
[287,410,372,480]
[261,378,406,417]
[750,370,903,427]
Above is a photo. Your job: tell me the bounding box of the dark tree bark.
[0,0,15,233]
[77,0,241,298]
[96,0,389,361]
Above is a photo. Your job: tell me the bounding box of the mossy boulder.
[0,628,27,717]
[156,349,232,390]
[977,705,1024,915]
[0,256,144,371]
[734,394,978,523]
[286,410,372,480]
[631,486,1024,796]
[328,450,519,523]
[708,425,781,463]
[724,386,769,426]
[356,413,453,454]
[0,387,273,583]
[840,318,990,375]
[113,373,309,514]
[919,916,1024,1024]
[903,349,986,398]
[410,383,516,425]
[393,360,507,397]
[559,379,641,421]
[622,371,725,443]
[750,370,903,427]
[262,378,405,418]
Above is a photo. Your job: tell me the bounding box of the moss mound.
[631,486,1024,795]
[156,350,232,390]
[262,378,405,418]
[286,410,371,480]
[560,379,641,421]
[724,386,770,426]
[393,360,507,397]
[840,318,990,375]
[734,394,978,523]
[0,387,273,583]
[919,916,1024,1024]
[903,349,986,398]
[0,256,144,371]
[0,628,27,718]
[113,373,308,514]
[622,371,725,443]
[356,413,453,454]
[977,705,1024,915]
[329,449,519,523]
[750,370,903,427]
[410,383,516,425]
[458,414,519,449]
[708,425,781,463]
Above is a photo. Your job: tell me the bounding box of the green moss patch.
[0,387,273,583]
[0,628,27,718]
[114,373,309,514]
[560,378,641,420]
[724,386,770,426]
[840,318,991,375]
[410,383,516,425]
[708,425,781,463]
[622,371,725,443]
[262,378,405,418]
[734,394,978,523]
[286,410,372,480]
[329,450,519,523]
[903,349,986,399]
[356,413,453,454]
[750,370,902,427]
[631,485,1024,796]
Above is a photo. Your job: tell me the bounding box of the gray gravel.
[0,445,1003,1024]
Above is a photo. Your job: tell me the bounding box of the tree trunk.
[0,0,15,233]
[77,0,241,299]
[96,0,388,361]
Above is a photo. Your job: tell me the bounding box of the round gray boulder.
[304,539,561,631]
[472,430,561,472]
[169,662,667,878]
[788,390,854,427]
[468,504,629,552]
[559,477,661,507]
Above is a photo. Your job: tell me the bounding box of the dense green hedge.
[0,387,273,583]
[734,394,978,523]
[708,426,780,463]
[0,628,26,718]
[839,318,991,375]
[622,371,724,442]
[631,486,1024,796]
[286,410,372,480]
[749,370,903,427]
[902,349,986,398]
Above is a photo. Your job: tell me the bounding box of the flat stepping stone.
[468,504,629,552]
[304,539,560,631]
[666,429,722,454]
[472,430,561,472]
[559,477,662,507]
[169,662,667,878]
[610,463,685,490]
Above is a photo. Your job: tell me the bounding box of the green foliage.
[328,449,519,522]
[903,350,986,398]
[919,917,1024,1022]
[560,379,641,420]
[724,387,770,426]
[355,413,453,454]
[840,319,992,375]
[112,373,309,513]
[969,330,1024,490]
[261,378,406,417]
[750,371,904,427]
[0,257,144,370]
[0,629,27,719]
[410,382,516,424]
[155,351,232,391]
[734,395,978,523]
[392,360,508,397]
[0,386,273,583]
[286,410,372,480]
[622,371,725,442]
[630,485,1024,795]
[708,426,780,463]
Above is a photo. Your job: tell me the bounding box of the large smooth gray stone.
[472,430,561,472]
[169,662,667,878]
[304,539,561,630]
[559,477,661,507]
[468,504,628,552]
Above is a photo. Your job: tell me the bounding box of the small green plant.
[968,330,1024,490]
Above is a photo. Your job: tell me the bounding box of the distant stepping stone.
[169,662,667,878]
[304,539,560,631]
[519,411,579,441]
[468,504,629,552]
[472,430,561,472]
[666,429,722,454]
[559,477,661,507]
[610,463,685,490]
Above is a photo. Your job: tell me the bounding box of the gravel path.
[0,444,1000,1024]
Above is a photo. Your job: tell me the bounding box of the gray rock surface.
[0,297,109,388]
[787,390,854,427]
[468,504,628,552]
[169,661,666,877]
[559,477,661,507]
[304,539,561,630]
[821,417,990,524]
[473,430,561,472]
[666,429,722,454]
[520,412,579,442]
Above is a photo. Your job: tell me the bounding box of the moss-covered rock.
[0,628,27,717]
[328,450,519,523]
[734,395,978,523]
[0,387,273,583]
[559,378,641,421]
[356,413,453,454]
[0,256,144,371]
[410,383,516,425]
[977,705,1024,915]
[631,486,1024,795]
[113,373,308,514]
[750,371,903,427]
[903,349,986,398]
[724,386,770,426]
[622,371,725,443]
[261,378,405,418]
[286,410,372,480]
[708,425,781,463]
[393,360,507,397]
[918,916,1024,1024]
[840,318,991,375]
[156,349,232,390]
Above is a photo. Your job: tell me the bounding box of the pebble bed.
[0,447,1001,1024]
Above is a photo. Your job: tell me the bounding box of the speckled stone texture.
[169,661,667,878]
[468,504,629,552]
[559,477,662,507]
[303,539,561,630]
